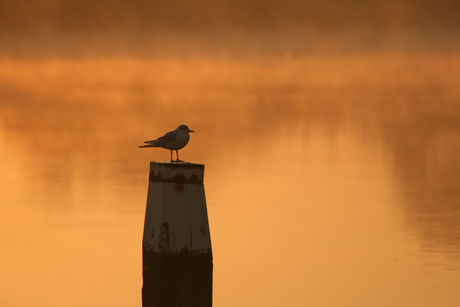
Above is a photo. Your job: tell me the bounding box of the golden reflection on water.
[1,53,460,306]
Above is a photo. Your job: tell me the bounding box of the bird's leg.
[170,150,173,162]
[177,150,184,162]
[176,150,183,162]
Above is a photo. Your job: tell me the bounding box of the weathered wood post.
[142,162,213,307]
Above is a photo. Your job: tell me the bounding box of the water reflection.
[380,100,460,260]
[1,53,460,306]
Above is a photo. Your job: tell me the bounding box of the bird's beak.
[189,130,195,133]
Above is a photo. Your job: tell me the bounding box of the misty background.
[1,0,460,57]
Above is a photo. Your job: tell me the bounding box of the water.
[1,53,460,306]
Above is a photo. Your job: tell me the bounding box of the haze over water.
[1,1,460,306]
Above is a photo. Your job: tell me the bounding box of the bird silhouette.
[139,125,194,162]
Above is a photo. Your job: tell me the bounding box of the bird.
[139,125,194,162]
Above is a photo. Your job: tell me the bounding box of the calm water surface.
[1,53,460,306]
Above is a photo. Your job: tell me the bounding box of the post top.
[150,161,204,168]
[149,161,204,184]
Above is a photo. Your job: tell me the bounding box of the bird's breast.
[163,133,190,150]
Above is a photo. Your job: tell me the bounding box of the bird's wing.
[143,136,163,146]
[143,130,178,147]
[158,131,177,146]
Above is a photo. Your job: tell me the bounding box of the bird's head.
[178,124,194,133]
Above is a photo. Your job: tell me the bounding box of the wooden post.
[142,162,213,307]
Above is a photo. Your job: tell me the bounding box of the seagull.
[139,125,194,162]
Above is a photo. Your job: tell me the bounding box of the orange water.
[1,53,460,306]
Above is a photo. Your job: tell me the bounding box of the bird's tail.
[140,138,162,148]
